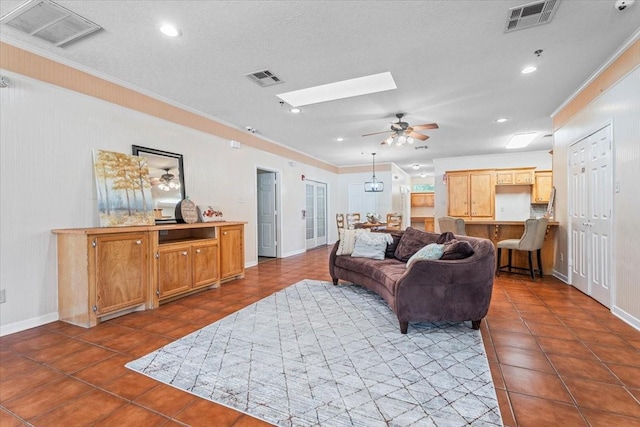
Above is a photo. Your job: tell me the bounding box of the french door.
[569,125,613,307]
[305,181,327,249]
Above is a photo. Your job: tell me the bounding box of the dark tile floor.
[1,245,639,426]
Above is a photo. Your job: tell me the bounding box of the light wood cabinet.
[411,193,434,207]
[424,217,435,232]
[56,231,149,327]
[496,168,534,185]
[447,170,495,219]
[53,222,244,327]
[532,170,553,203]
[220,225,245,280]
[157,238,219,301]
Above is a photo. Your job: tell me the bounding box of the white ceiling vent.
[245,69,284,87]
[0,0,101,47]
[505,0,561,33]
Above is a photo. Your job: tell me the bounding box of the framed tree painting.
[93,149,155,227]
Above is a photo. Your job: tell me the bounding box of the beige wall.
[551,37,640,328]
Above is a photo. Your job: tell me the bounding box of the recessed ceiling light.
[506,132,537,149]
[336,137,344,142]
[160,23,181,37]
[419,173,427,178]
[496,118,508,123]
[276,72,397,107]
[521,65,537,74]
[289,108,301,114]
[412,164,420,170]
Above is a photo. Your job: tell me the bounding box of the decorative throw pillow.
[441,239,475,260]
[394,227,439,262]
[351,233,394,260]
[336,229,370,256]
[406,243,445,267]
[436,231,455,244]
[384,230,404,259]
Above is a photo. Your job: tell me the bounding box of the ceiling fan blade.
[408,131,429,141]
[411,123,439,131]
[362,130,393,137]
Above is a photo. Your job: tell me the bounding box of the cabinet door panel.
[193,242,219,287]
[158,245,191,298]
[470,172,495,217]
[514,170,533,184]
[94,234,147,315]
[533,172,553,202]
[447,174,469,217]
[220,226,244,278]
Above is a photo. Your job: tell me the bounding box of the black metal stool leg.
[507,249,513,272]
[496,248,502,275]
[537,249,543,277]
[528,251,534,279]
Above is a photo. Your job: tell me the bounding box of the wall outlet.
[559,253,564,262]
[0,289,6,304]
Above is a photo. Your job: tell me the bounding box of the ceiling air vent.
[505,0,560,33]
[245,69,284,87]
[0,0,101,47]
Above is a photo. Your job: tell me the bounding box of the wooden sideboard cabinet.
[532,170,553,203]
[447,169,495,220]
[55,230,150,327]
[53,222,245,327]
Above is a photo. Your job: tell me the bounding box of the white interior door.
[306,181,327,249]
[257,171,277,257]
[569,125,613,307]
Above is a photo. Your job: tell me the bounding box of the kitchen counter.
[464,220,558,274]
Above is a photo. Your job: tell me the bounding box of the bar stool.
[438,216,466,235]
[496,217,549,279]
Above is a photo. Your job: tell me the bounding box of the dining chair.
[386,213,403,230]
[336,213,345,231]
[346,213,360,229]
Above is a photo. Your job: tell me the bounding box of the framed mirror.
[132,145,185,223]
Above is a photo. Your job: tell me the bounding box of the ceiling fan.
[362,113,438,146]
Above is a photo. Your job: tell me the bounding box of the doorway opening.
[257,168,280,262]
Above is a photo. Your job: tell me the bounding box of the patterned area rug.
[126,279,502,426]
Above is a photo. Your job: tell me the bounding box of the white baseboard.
[0,312,59,337]
[552,270,569,283]
[612,306,640,331]
[245,260,258,268]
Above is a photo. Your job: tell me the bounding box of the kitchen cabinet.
[447,170,495,220]
[220,224,245,280]
[411,193,434,207]
[424,217,435,232]
[496,168,534,185]
[53,222,245,327]
[532,170,553,203]
[55,231,149,327]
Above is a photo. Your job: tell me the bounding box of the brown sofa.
[329,227,495,334]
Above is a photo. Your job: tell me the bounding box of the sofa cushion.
[406,243,445,267]
[334,256,406,294]
[336,229,370,256]
[441,239,475,260]
[436,231,455,244]
[351,233,394,260]
[394,227,439,262]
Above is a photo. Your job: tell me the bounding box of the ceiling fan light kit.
[364,113,438,148]
[364,153,384,193]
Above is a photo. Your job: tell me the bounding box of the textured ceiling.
[2,0,639,175]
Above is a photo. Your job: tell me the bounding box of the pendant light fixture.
[364,153,384,192]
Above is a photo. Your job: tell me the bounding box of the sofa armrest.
[394,244,496,323]
[329,241,340,282]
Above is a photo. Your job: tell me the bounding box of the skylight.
[276,72,397,107]
[506,132,538,149]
